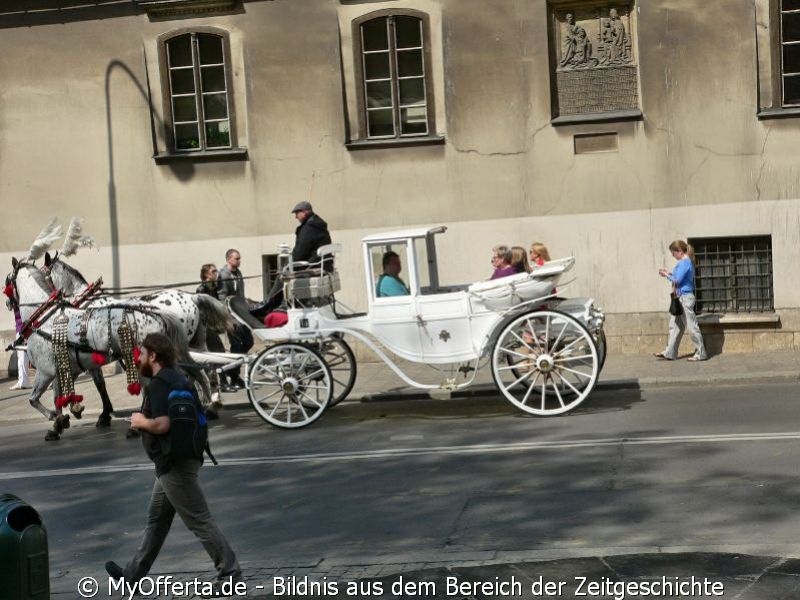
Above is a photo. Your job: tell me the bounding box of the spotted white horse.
[8,256,193,441]
[41,218,232,414]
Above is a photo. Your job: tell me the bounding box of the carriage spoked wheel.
[492,309,599,416]
[247,343,332,429]
[304,335,357,407]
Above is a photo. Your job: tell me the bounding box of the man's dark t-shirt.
[140,367,196,477]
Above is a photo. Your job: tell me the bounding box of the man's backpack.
[155,374,217,465]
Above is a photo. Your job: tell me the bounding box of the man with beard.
[105,333,241,587]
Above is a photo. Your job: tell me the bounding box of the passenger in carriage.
[490,245,517,280]
[529,242,551,267]
[376,251,410,297]
[510,246,531,274]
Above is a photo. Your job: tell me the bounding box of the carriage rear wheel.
[247,343,332,429]
[492,309,599,416]
[305,335,357,407]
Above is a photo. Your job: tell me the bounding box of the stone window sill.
[551,109,643,127]
[346,135,445,151]
[153,148,248,164]
[697,313,780,325]
[757,107,800,120]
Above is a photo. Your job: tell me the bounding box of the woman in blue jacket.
[655,240,708,361]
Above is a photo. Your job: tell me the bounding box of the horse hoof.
[45,430,60,442]
[55,414,71,433]
[125,427,140,439]
[70,403,85,419]
[95,415,112,428]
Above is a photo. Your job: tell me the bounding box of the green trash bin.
[0,494,49,599]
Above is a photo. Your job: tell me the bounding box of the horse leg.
[45,379,69,442]
[187,365,218,420]
[89,368,113,428]
[28,373,56,421]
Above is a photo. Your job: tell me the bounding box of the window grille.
[359,15,430,139]
[689,236,774,313]
[165,32,232,151]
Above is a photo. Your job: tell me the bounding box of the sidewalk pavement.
[1,349,798,424]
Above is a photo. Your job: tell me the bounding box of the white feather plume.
[25,218,63,262]
[61,217,96,257]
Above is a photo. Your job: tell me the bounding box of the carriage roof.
[361,225,447,244]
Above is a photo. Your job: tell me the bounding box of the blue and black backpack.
[155,373,217,465]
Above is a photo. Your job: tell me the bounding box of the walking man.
[217,249,254,388]
[105,333,242,586]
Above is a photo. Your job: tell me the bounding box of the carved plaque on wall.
[551,3,639,119]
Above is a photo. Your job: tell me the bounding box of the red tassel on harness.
[3,284,14,299]
[133,347,141,366]
[91,352,107,366]
[55,393,84,409]
[127,382,142,396]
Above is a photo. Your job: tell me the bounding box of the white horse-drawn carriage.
[190,226,606,429]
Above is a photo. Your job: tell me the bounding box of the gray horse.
[8,258,193,441]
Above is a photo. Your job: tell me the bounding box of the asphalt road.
[3,380,800,597]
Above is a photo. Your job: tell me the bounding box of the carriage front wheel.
[247,343,332,429]
[491,309,599,416]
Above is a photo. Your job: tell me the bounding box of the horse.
[42,251,232,413]
[7,258,192,441]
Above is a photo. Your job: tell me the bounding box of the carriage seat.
[283,243,342,302]
[228,296,267,330]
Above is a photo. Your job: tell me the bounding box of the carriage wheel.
[310,335,356,407]
[595,329,608,373]
[247,343,332,429]
[492,310,599,416]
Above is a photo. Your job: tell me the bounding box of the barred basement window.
[689,236,774,313]
[162,31,234,151]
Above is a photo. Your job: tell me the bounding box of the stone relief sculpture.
[557,6,632,71]
[598,8,632,65]
[559,13,598,69]
[551,3,639,118]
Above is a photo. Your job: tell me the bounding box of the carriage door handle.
[416,314,427,327]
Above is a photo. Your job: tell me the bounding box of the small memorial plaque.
[574,132,618,154]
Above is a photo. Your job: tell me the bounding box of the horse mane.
[55,258,88,286]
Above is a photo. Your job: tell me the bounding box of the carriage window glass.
[413,238,432,293]
[370,242,410,298]
[165,31,233,152]
[359,14,431,139]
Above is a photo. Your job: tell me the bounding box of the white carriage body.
[251,227,586,365]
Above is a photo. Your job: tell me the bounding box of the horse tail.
[157,311,191,361]
[193,294,234,334]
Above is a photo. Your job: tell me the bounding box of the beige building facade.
[0,0,797,370]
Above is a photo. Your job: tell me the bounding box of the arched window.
[161,30,234,151]
[357,13,433,139]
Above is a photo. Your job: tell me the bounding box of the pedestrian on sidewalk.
[105,333,242,585]
[9,303,31,390]
[656,240,708,362]
[217,249,253,389]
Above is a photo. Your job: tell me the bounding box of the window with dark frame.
[689,236,774,314]
[359,15,430,139]
[781,0,800,105]
[165,32,232,151]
